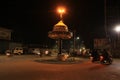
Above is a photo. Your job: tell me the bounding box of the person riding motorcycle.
[100,49,113,64]
[90,49,100,62]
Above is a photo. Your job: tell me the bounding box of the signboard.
[94,38,109,49]
[0,28,11,40]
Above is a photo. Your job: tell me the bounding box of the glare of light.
[57,7,66,14]
[76,37,80,40]
[57,7,66,19]
[115,25,120,32]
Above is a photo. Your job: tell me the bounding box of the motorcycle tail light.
[100,56,103,61]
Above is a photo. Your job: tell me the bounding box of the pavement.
[0,55,120,80]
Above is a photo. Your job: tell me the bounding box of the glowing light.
[58,9,65,13]
[57,7,66,14]
[115,25,120,32]
[57,7,66,19]
[76,37,80,40]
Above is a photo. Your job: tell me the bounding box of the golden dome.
[48,20,73,39]
[53,20,68,32]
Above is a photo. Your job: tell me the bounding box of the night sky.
[0,0,119,48]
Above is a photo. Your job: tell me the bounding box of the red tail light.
[100,56,103,61]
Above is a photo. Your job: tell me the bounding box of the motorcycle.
[90,55,113,65]
[90,56,100,62]
[100,55,113,65]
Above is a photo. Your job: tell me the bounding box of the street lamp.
[115,25,120,40]
[48,7,72,58]
[57,7,66,20]
[76,37,80,49]
[76,37,80,40]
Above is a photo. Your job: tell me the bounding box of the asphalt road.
[0,55,120,80]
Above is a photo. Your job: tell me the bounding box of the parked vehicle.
[32,48,41,56]
[13,47,23,55]
[5,50,12,57]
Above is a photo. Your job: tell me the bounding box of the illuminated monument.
[48,7,72,59]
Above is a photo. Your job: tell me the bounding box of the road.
[0,55,120,80]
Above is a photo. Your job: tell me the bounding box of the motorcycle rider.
[101,49,111,59]
[101,49,113,64]
[90,49,100,62]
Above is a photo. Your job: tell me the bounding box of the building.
[94,38,111,49]
[0,27,12,54]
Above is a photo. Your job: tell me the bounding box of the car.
[32,48,41,56]
[13,47,23,55]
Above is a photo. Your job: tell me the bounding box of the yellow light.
[57,7,66,19]
[58,9,65,13]
[57,7,66,14]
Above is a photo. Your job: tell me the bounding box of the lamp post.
[76,37,80,49]
[48,7,72,58]
[114,25,120,49]
[115,25,120,40]
[57,7,65,55]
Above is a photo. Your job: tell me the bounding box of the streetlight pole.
[76,36,80,49]
[57,7,65,55]
[114,25,120,49]
[117,32,120,41]
[115,25,120,41]
[73,30,76,53]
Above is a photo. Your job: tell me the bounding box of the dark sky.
[0,0,119,48]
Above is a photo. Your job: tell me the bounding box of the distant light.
[76,37,80,40]
[115,25,120,32]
